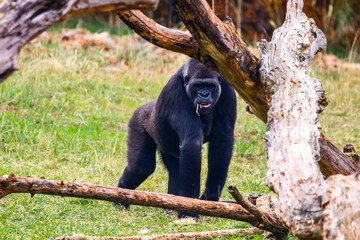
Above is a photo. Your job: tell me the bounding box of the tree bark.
[258,0,360,238]
[53,227,263,240]
[0,174,289,236]
[115,1,360,178]
[228,185,288,237]
[63,0,159,19]
[0,175,255,221]
[212,0,228,21]
[0,0,159,83]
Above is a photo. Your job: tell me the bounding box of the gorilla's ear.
[184,74,190,86]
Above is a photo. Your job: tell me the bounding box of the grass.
[0,30,359,239]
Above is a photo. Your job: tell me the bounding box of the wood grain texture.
[258,0,360,238]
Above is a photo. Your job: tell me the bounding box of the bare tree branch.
[0,174,291,236]
[0,175,256,223]
[53,227,264,240]
[115,10,198,57]
[228,185,288,237]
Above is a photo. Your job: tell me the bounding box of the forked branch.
[228,186,288,237]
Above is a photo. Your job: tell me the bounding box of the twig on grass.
[51,227,264,240]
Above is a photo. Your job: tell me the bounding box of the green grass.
[0,32,359,239]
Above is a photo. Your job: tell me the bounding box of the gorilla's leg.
[177,139,202,219]
[200,140,233,201]
[161,152,180,196]
[116,127,157,193]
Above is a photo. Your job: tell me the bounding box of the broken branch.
[53,227,264,240]
[228,185,288,237]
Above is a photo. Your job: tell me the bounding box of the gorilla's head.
[183,59,222,116]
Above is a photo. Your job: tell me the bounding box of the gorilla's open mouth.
[196,103,212,116]
[199,103,211,108]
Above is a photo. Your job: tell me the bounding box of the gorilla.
[115,58,237,218]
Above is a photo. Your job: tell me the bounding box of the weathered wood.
[228,185,288,237]
[258,0,360,238]
[318,133,360,177]
[0,175,257,223]
[0,174,292,236]
[0,0,159,83]
[53,227,264,240]
[321,174,360,239]
[258,0,326,237]
[115,0,360,178]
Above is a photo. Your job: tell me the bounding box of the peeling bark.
[321,174,360,239]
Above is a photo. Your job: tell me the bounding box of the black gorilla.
[116,58,237,218]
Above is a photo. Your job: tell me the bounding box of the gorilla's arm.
[201,81,237,201]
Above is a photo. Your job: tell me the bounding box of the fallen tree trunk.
[53,227,264,240]
[0,0,159,82]
[259,0,360,238]
[0,174,288,237]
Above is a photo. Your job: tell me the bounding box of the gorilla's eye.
[184,75,190,85]
[217,75,223,83]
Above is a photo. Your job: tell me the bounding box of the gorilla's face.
[184,69,222,116]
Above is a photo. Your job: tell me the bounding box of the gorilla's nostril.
[198,90,210,98]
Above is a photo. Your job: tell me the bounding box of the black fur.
[115,58,237,218]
